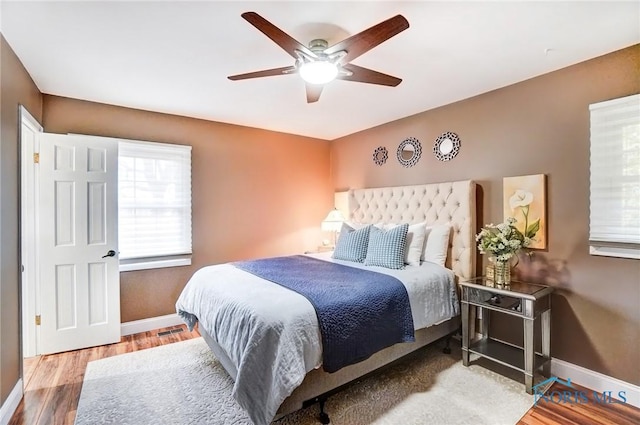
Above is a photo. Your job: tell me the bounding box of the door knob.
[102,250,117,258]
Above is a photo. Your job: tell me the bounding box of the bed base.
[443,333,453,354]
[199,316,460,423]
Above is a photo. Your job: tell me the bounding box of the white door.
[20,106,43,358]
[38,133,120,354]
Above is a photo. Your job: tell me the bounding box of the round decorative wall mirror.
[396,137,422,167]
[433,132,461,161]
[372,146,388,166]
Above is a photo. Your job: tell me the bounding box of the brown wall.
[42,95,332,322]
[0,35,43,405]
[330,45,640,385]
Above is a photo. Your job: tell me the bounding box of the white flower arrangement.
[476,217,531,261]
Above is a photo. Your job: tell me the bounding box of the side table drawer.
[464,287,523,315]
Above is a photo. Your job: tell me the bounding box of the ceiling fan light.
[299,61,338,85]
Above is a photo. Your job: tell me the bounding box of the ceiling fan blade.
[306,83,323,103]
[242,12,316,60]
[338,64,402,87]
[228,66,297,81]
[324,15,409,64]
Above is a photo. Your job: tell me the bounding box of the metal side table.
[460,277,553,394]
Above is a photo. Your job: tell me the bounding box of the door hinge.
[35,315,41,326]
[33,153,40,163]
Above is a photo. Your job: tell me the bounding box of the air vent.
[158,328,185,337]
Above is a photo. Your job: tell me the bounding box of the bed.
[176,180,476,424]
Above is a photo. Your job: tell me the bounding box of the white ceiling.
[1,1,638,140]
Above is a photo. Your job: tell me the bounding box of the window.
[118,140,192,271]
[589,94,640,259]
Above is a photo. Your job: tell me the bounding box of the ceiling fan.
[228,12,410,103]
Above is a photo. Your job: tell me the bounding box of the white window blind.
[589,93,640,259]
[118,140,192,264]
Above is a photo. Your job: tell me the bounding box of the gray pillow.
[332,223,372,263]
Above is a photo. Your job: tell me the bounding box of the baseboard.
[551,357,640,408]
[121,313,184,336]
[0,379,23,425]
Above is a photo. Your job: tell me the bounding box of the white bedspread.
[175,253,459,425]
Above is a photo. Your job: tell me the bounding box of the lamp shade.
[299,61,338,85]
[321,208,345,232]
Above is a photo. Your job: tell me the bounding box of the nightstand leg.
[468,305,476,342]
[480,306,490,340]
[541,309,551,377]
[462,301,470,366]
[523,308,534,394]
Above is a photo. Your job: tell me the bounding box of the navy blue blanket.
[233,255,415,373]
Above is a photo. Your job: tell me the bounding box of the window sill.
[119,256,192,272]
[589,245,640,260]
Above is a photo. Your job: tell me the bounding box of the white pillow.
[382,222,427,266]
[422,224,451,266]
[344,221,384,230]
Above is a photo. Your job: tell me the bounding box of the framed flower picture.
[503,174,547,249]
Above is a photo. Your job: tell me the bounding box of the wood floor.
[517,381,640,425]
[9,325,640,425]
[9,324,201,425]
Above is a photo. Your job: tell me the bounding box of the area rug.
[76,338,533,425]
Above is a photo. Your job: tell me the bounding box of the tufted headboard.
[347,180,476,281]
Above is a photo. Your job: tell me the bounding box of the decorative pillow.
[332,223,372,262]
[382,222,427,266]
[364,223,409,269]
[422,224,451,266]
